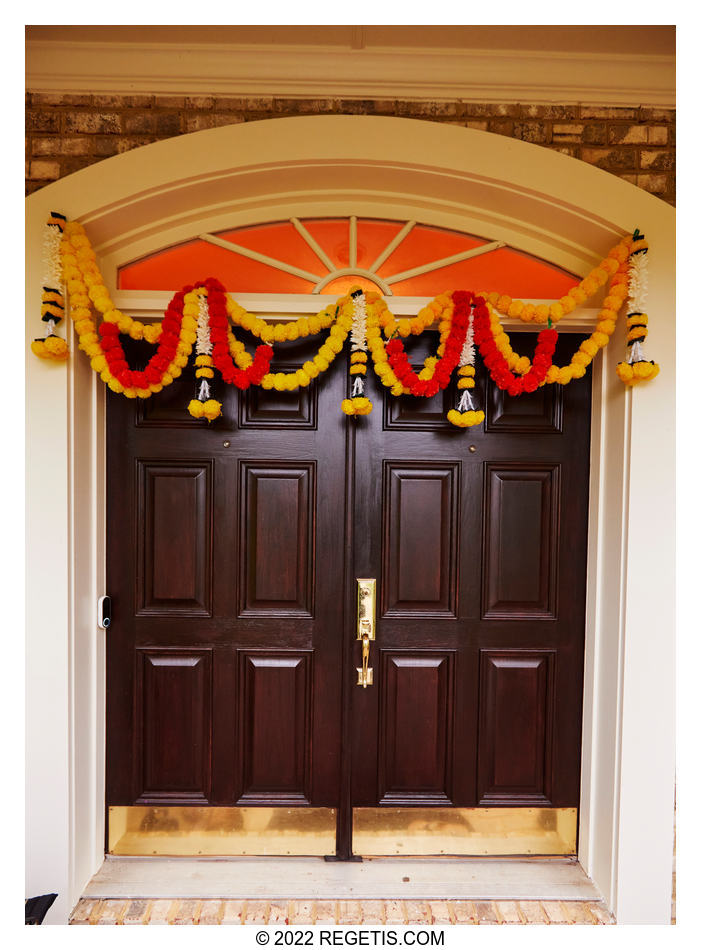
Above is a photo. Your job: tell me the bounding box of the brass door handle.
[356,579,376,688]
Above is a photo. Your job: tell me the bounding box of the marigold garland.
[31,211,70,361]
[33,216,659,424]
[616,231,659,385]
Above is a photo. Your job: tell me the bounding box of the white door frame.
[25,115,675,923]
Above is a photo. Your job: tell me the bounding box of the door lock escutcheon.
[356,578,376,688]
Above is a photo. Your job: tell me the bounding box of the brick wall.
[26,94,676,206]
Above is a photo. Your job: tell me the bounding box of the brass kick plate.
[108,806,336,856]
[352,807,577,856]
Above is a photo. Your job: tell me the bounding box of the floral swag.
[32,214,659,426]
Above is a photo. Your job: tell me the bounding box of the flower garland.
[473,297,559,396]
[342,288,373,416]
[616,231,659,385]
[480,235,631,326]
[385,290,470,397]
[188,289,223,421]
[32,216,660,426]
[31,211,70,361]
[447,299,485,428]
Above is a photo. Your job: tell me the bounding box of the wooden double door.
[106,332,591,855]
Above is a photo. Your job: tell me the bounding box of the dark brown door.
[351,332,590,811]
[106,338,349,809]
[106,331,590,842]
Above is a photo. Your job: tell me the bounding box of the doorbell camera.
[98,595,112,630]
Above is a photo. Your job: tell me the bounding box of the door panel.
[351,332,591,815]
[106,337,347,809]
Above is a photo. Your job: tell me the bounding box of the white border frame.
[26,116,675,923]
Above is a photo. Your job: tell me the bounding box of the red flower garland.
[385,290,472,397]
[97,278,274,394]
[204,277,273,388]
[99,287,188,390]
[472,295,558,396]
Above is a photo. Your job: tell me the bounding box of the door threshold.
[84,855,601,902]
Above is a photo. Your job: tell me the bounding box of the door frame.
[25,115,675,923]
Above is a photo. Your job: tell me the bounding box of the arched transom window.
[118,217,576,297]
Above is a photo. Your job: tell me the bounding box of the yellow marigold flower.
[597,320,616,336]
[261,375,274,389]
[558,367,573,385]
[581,340,599,357]
[592,332,610,348]
[522,304,536,321]
[170,366,182,378]
[296,370,311,387]
[572,352,592,367]
[188,399,205,419]
[129,323,144,340]
[515,356,531,375]
[545,366,561,384]
[107,378,123,393]
[135,388,151,398]
[508,300,525,318]
[273,373,287,391]
[315,356,330,372]
[391,381,405,396]
[319,345,335,361]
[350,365,366,375]
[570,363,587,378]
[195,368,214,379]
[457,378,475,389]
[90,355,107,373]
[303,361,319,379]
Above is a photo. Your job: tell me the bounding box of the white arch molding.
[25,116,675,924]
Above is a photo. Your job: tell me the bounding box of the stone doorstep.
[71,898,616,925]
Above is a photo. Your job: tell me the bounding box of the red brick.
[541,901,569,924]
[95,900,128,924]
[474,901,499,924]
[314,900,337,924]
[451,901,477,924]
[360,901,385,923]
[522,104,579,120]
[290,900,314,924]
[608,125,648,145]
[637,173,668,194]
[123,899,150,925]
[518,901,548,924]
[580,106,639,120]
[514,122,550,144]
[564,902,596,924]
[336,900,362,924]
[428,900,453,924]
[268,902,289,924]
[588,903,616,924]
[221,900,245,924]
[384,899,406,923]
[64,112,121,134]
[245,900,269,924]
[405,900,431,923]
[199,901,225,925]
[640,150,674,171]
[69,899,99,923]
[29,159,60,180]
[495,901,522,923]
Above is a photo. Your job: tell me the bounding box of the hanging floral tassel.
[616,230,659,385]
[31,212,70,361]
[342,288,373,416]
[187,288,223,420]
[447,293,485,427]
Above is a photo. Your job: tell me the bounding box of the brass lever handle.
[356,579,376,688]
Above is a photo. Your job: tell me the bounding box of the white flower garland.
[195,291,212,401]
